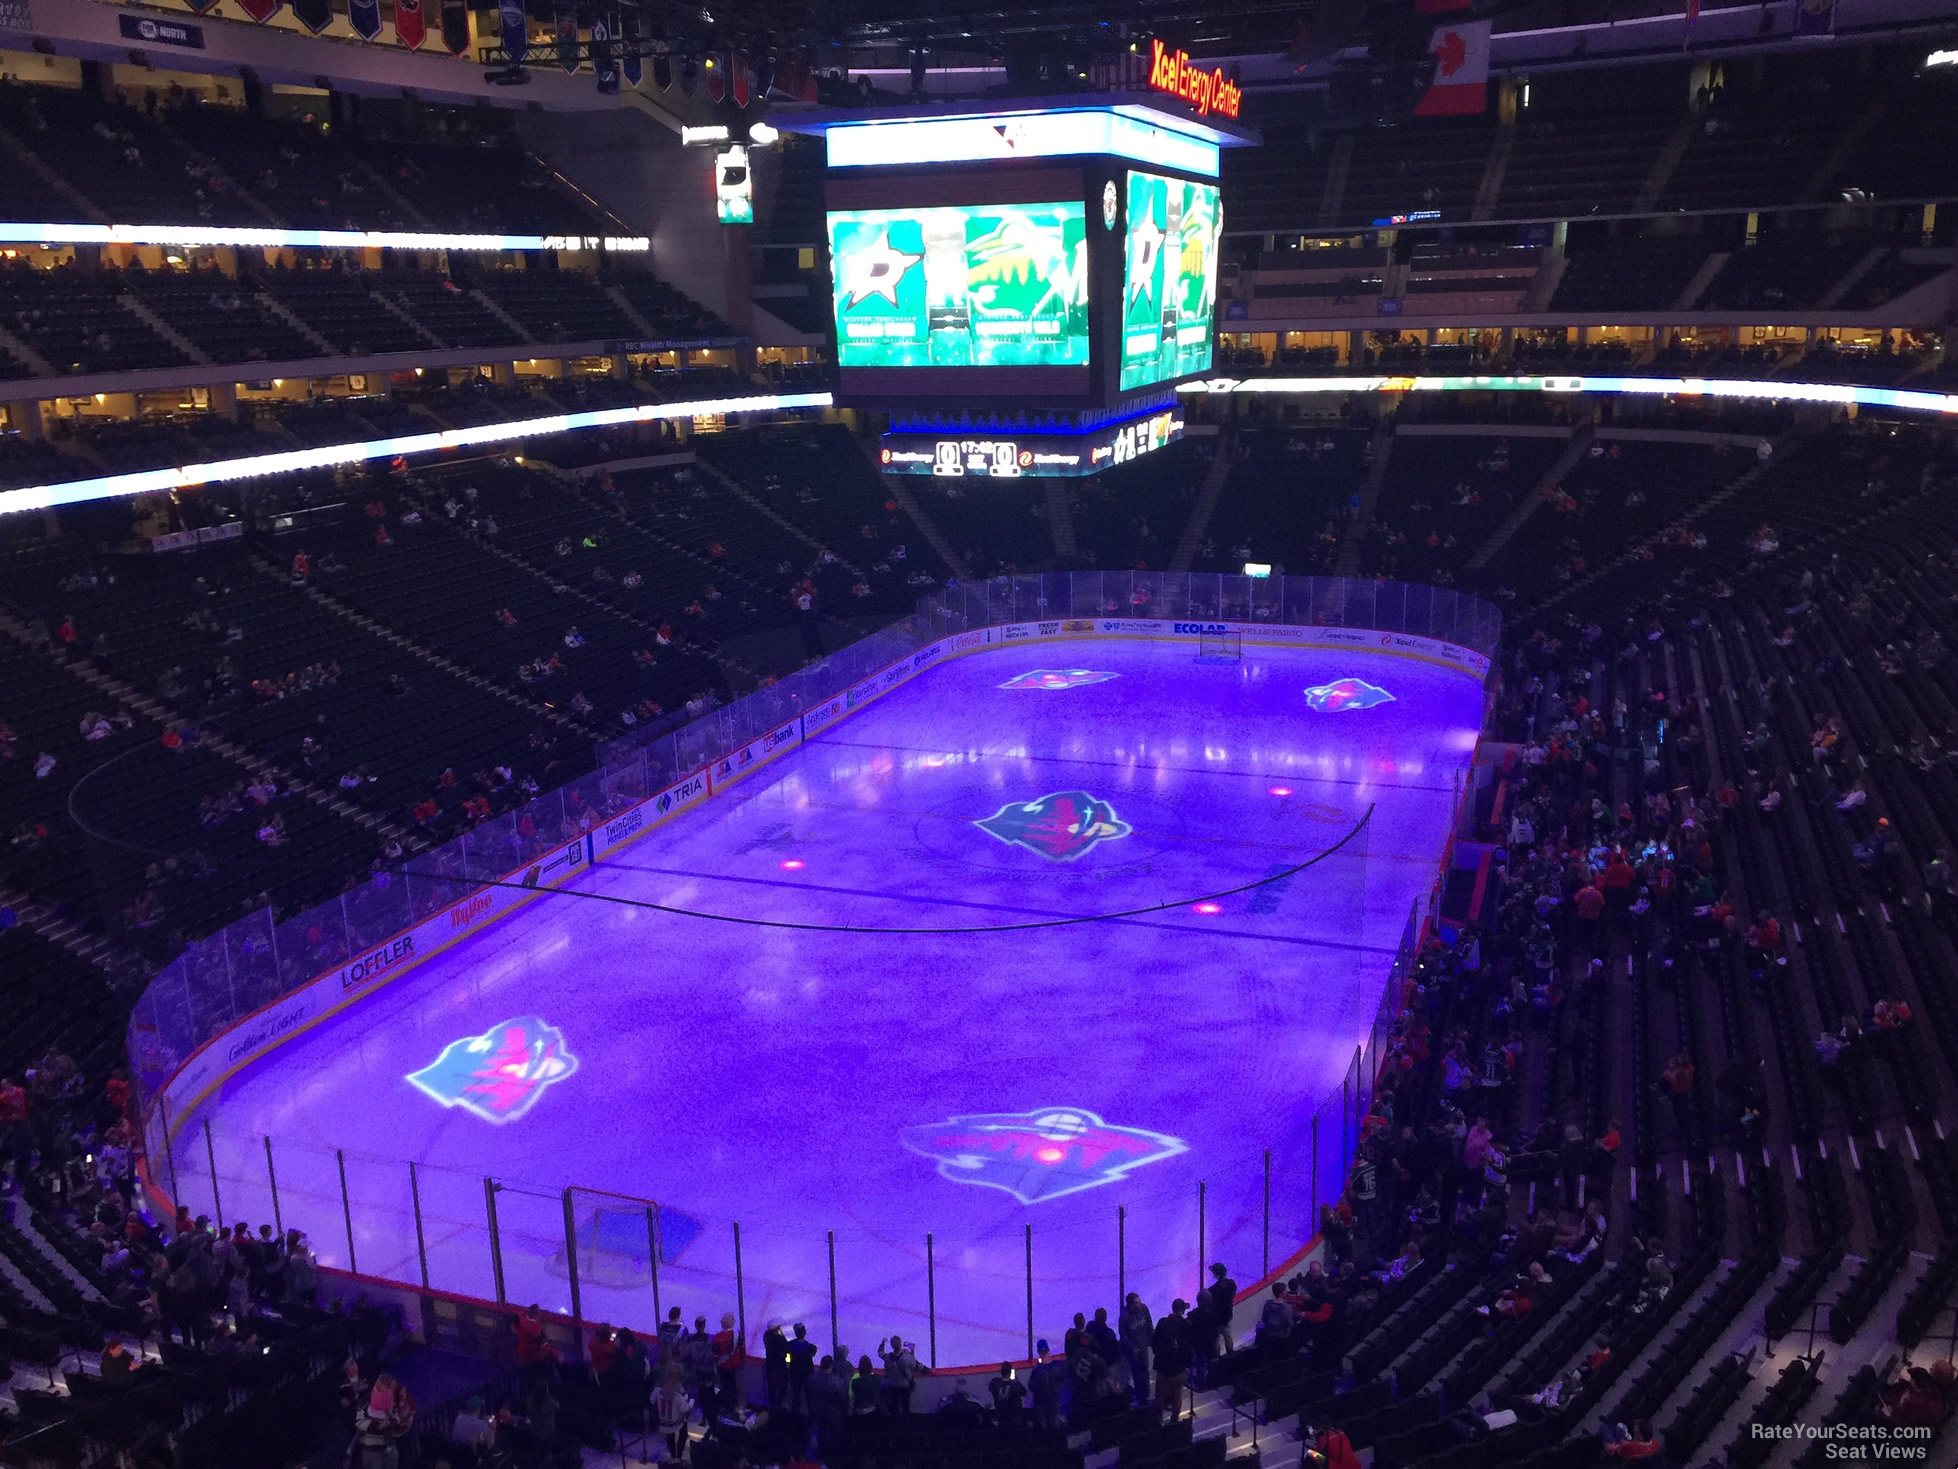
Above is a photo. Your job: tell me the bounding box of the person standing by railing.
[711,1311,743,1419]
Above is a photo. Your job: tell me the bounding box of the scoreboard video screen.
[798,96,1248,408]
[1120,171,1222,391]
[827,202,1090,370]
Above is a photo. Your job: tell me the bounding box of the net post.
[410,1163,430,1290]
[159,1096,179,1204]
[734,1221,746,1350]
[485,1178,507,1304]
[1198,1179,1206,1300]
[1262,1149,1271,1279]
[1342,1074,1351,1178]
[1024,1224,1034,1361]
[827,1229,839,1360]
[1311,1115,1319,1231]
[337,1149,356,1276]
[649,1205,662,1323]
[202,1119,223,1229]
[561,1189,584,1361]
[264,1135,282,1238]
[926,1232,937,1369]
[1117,1206,1126,1316]
[200,1128,224,1230]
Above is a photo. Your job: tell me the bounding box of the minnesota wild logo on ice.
[901,1108,1187,1203]
[975,791,1131,861]
[1303,678,1395,713]
[407,1016,578,1124]
[997,669,1120,691]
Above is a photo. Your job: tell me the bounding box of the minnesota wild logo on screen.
[828,204,1089,369]
[1121,172,1223,390]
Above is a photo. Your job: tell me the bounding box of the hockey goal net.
[1197,630,1243,662]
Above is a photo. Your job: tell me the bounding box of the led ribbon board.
[822,110,1222,179]
[1177,374,1958,416]
[0,223,651,252]
[0,391,833,516]
[878,408,1183,478]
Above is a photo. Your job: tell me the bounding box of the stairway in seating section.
[1468,420,1595,571]
[1168,432,1237,573]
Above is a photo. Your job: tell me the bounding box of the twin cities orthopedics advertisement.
[1121,170,1222,391]
[827,202,1090,369]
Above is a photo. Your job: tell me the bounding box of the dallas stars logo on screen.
[1120,171,1222,391]
[827,204,1089,370]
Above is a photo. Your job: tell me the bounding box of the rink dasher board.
[150,618,1487,1138]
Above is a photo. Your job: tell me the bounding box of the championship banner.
[183,0,221,15]
[592,11,618,93]
[704,50,726,102]
[291,0,331,33]
[556,5,578,72]
[498,0,528,61]
[348,0,382,40]
[730,48,749,108]
[394,0,426,49]
[236,0,281,23]
[619,11,640,86]
[440,0,470,54]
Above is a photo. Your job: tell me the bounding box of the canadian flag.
[1415,19,1492,116]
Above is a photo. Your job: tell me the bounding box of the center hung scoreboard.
[777,93,1256,477]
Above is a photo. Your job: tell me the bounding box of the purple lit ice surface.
[182,639,1480,1366]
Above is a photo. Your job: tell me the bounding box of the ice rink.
[178,634,1483,1367]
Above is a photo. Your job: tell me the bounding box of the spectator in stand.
[654,1363,695,1460]
[851,1354,882,1418]
[712,1312,742,1415]
[880,1333,922,1414]
[1660,1053,1696,1142]
[1152,1301,1191,1421]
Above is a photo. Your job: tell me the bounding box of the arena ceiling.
[606,0,1541,67]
